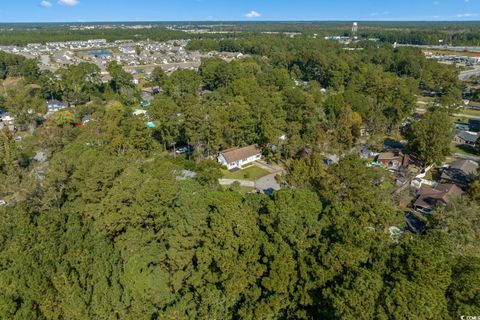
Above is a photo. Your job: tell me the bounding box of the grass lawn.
[238,186,256,194]
[222,165,270,181]
[417,95,436,103]
[451,115,471,124]
[451,144,479,156]
[461,108,480,117]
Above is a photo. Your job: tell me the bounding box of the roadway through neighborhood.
[459,66,480,81]
[416,107,480,120]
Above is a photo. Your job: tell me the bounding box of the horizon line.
[1,19,480,24]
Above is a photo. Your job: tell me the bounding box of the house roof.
[456,130,479,143]
[469,119,480,127]
[450,159,478,175]
[414,183,464,209]
[377,151,400,160]
[220,145,261,164]
[441,160,479,185]
[47,99,65,106]
[376,150,409,168]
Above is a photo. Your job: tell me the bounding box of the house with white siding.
[218,145,262,170]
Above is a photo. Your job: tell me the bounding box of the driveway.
[255,173,281,194]
[218,161,285,194]
[218,179,255,187]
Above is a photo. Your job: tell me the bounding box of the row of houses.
[413,159,478,214]
[373,142,478,234]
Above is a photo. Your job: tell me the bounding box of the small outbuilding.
[47,100,67,113]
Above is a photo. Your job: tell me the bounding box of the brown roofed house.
[413,183,464,215]
[218,145,262,170]
[376,150,410,171]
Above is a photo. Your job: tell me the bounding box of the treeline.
[0,51,39,81]
[3,22,480,46]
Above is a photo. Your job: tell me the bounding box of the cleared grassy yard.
[451,144,479,156]
[417,95,436,103]
[222,165,270,181]
[451,115,471,124]
[461,108,480,117]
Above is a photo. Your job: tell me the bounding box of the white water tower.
[352,22,358,34]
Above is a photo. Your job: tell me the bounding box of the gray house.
[454,130,479,146]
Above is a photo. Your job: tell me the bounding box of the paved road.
[255,173,281,194]
[452,153,480,162]
[397,44,480,53]
[416,107,480,120]
[459,66,480,81]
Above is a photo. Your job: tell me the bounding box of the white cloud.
[58,0,79,6]
[457,12,478,17]
[40,0,52,8]
[245,10,261,18]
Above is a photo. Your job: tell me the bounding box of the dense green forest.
[3,21,480,46]
[0,34,479,319]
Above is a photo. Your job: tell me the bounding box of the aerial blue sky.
[1,0,480,22]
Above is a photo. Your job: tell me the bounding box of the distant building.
[132,109,147,116]
[218,145,262,170]
[47,99,67,113]
[352,22,358,34]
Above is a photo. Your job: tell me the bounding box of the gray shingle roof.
[456,130,479,144]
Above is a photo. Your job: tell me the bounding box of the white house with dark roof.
[218,145,262,170]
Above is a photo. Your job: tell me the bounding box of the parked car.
[175,146,191,154]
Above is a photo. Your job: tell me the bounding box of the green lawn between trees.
[221,165,270,181]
